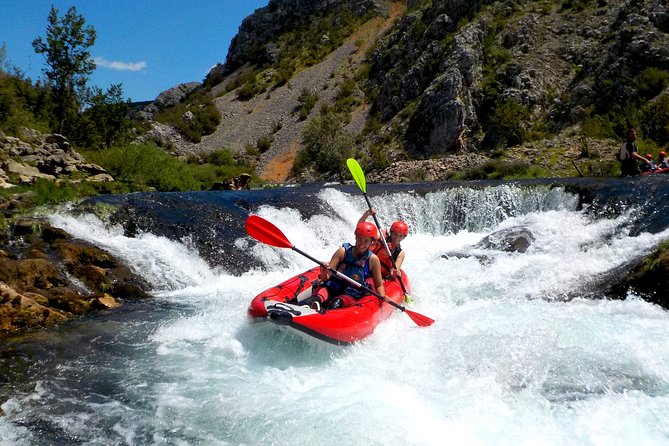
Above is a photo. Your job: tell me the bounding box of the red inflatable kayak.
[642,167,669,175]
[247,266,411,345]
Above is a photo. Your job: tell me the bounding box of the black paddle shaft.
[362,193,410,297]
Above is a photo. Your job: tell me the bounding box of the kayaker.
[658,151,668,169]
[358,209,408,280]
[640,154,657,172]
[302,221,385,311]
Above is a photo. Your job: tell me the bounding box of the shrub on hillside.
[635,67,669,100]
[154,94,221,143]
[297,88,319,120]
[84,143,199,191]
[296,109,353,179]
[207,149,235,166]
[483,98,530,148]
[642,94,669,147]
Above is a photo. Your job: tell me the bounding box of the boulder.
[0,131,113,185]
[474,226,536,253]
[211,173,252,190]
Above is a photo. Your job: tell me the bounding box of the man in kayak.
[358,209,408,280]
[640,154,657,172]
[302,221,386,311]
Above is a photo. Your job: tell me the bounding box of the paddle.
[346,158,413,304]
[245,215,434,327]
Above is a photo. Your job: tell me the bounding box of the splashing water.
[1,184,669,445]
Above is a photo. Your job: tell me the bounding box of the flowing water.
[1,178,669,445]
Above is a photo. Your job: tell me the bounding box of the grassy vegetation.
[80,144,256,192]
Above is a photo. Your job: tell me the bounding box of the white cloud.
[94,57,147,72]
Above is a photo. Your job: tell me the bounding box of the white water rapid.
[1,185,669,445]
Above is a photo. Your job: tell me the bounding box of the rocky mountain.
[138,0,669,182]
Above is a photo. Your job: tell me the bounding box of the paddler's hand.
[319,263,329,281]
[404,294,414,305]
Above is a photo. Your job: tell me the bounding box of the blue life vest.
[326,243,372,299]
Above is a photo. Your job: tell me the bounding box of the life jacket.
[370,232,402,277]
[619,141,636,162]
[326,243,372,299]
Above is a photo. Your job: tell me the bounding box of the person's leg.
[325,294,355,309]
[300,286,329,310]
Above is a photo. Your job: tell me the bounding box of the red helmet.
[390,220,409,236]
[355,221,377,238]
[660,151,666,156]
[646,153,653,159]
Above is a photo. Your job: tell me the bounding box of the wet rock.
[0,219,151,337]
[440,251,494,265]
[0,283,69,331]
[611,242,669,308]
[474,227,536,253]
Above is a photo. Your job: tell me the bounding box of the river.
[1,177,669,445]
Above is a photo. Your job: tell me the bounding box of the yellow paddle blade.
[346,158,366,193]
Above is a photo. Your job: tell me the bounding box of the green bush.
[0,70,52,135]
[184,163,252,190]
[154,93,221,143]
[297,88,319,120]
[256,136,273,153]
[297,109,353,178]
[207,149,235,166]
[83,143,199,191]
[635,67,669,100]
[484,98,531,148]
[642,94,669,147]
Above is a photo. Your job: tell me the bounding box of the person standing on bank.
[619,128,651,177]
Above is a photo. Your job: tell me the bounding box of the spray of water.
[2,185,669,445]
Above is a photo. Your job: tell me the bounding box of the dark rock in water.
[440,251,494,265]
[475,226,536,253]
[608,242,669,309]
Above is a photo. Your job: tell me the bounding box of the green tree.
[0,44,52,134]
[32,5,96,135]
[300,110,353,179]
[642,95,669,147]
[81,84,131,148]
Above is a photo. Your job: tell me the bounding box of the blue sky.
[1,1,268,102]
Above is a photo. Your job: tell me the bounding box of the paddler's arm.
[319,247,344,282]
[369,254,385,297]
[357,208,376,224]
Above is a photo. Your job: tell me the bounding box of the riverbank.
[0,217,149,338]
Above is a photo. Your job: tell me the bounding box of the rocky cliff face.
[137,0,669,182]
[367,0,669,157]
[210,0,384,80]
